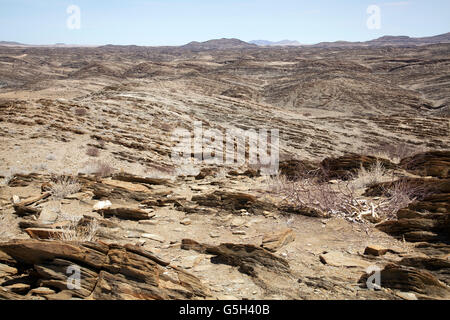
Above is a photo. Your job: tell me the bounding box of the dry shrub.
[86,146,100,157]
[350,161,390,190]
[49,212,99,242]
[50,175,81,199]
[80,160,115,177]
[75,107,87,116]
[377,179,430,219]
[268,173,363,221]
[57,219,99,242]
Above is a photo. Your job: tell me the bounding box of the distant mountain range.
[1,32,449,49]
[249,40,302,46]
[177,32,450,49]
[308,32,450,48]
[250,33,450,48]
[181,38,257,50]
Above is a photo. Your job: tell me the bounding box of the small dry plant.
[49,210,99,242]
[268,173,370,222]
[57,219,99,242]
[350,161,390,190]
[50,175,81,199]
[75,107,88,116]
[376,179,429,219]
[80,160,115,177]
[86,146,100,157]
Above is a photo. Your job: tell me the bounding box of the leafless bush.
[50,175,81,199]
[49,212,99,242]
[377,179,430,219]
[75,107,87,116]
[86,146,100,157]
[269,173,368,221]
[80,160,115,177]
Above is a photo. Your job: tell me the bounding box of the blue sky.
[0,0,449,45]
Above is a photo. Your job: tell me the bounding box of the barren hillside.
[0,40,449,300]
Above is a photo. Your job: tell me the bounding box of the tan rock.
[0,263,18,277]
[261,228,295,252]
[141,233,165,243]
[319,251,371,268]
[98,207,151,220]
[180,218,192,225]
[0,240,211,300]
[4,283,30,294]
[364,245,389,256]
[28,287,56,296]
[24,228,69,240]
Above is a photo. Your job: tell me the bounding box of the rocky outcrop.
[401,151,450,178]
[181,239,290,277]
[191,191,277,214]
[97,207,153,221]
[112,172,173,186]
[261,228,295,252]
[278,160,318,180]
[361,263,450,299]
[373,178,449,243]
[92,181,153,201]
[0,240,211,300]
[320,154,396,180]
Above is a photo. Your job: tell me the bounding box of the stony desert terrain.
[0,38,449,300]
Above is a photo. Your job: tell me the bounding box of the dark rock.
[321,154,396,180]
[401,151,450,178]
[98,207,152,221]
[181,239,290,277]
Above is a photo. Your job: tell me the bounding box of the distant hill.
[0,41,98,48]
[366,32,450,46]
[250,40,302,46]
[181,38,257,50]
[0,41,26,46]
[311,32,450,48]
